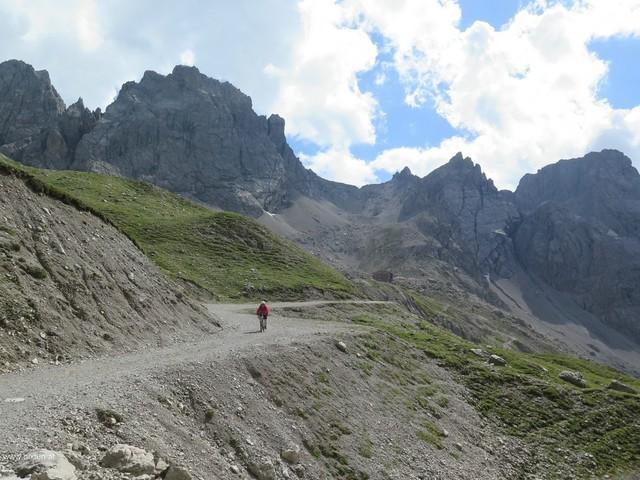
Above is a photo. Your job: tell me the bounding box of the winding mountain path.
[0,301,378,452]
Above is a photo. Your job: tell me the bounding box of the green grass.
[305,299,640,477]
[416,419,445,449]
[375,316,640,478]
[0,154,355,300]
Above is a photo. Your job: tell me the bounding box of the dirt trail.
[0,301,367,441]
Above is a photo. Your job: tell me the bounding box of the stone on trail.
[15,449,77,480]
[559,370,587,388]
[4,397,25,403]
[335,341,348,353]
[100,444,155,475]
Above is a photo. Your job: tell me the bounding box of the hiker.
[256,300,269,332]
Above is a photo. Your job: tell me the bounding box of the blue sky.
[287,1,640,186]
[2,0,640,188]
[590,35,640,109]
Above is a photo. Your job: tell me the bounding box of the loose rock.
[248,457,276,480]
[607,380,637,394]
[164,465,192,480]
[488,354,506,366]
[16,449,77,480]
[335,341,347,353]
[100,444,155,475]
[559,370,586,388]
[280,444,302,464]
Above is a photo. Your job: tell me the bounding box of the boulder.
[559,370,587,388]
[164,465,192,480]
[248,457,276,480]
[61,451,88,471]
[280,444,302,464]
[607,380,637,395]
[470,348,487,358]
[100,444,155,475]
[15,449,76,480]
[488,354,507,366]
[335,341,347,353]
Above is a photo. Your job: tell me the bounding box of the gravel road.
[0,301,364,451]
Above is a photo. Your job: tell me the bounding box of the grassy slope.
[0,154,354,300]
[346,303,640,479]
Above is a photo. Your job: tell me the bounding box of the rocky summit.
[1,59,640,373]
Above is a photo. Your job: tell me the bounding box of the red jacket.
[256,304,269,316]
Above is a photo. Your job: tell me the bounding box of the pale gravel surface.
[0,302,360,448]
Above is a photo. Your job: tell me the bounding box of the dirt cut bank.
[0,172,218,372]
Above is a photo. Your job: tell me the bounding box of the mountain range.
[1,58,639,373]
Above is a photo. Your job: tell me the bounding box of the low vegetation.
[348,302,640,479]
[0,154,355,300]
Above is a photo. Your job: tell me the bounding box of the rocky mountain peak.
[422,152,497,195]
[391,166,415,182]
[515,149,640,212]
[0,59,66,146]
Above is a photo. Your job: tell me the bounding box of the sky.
[1,0,640,189]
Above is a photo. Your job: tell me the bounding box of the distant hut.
[372,270,394,283]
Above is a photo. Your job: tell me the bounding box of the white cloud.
[300,148,376,186]
[266,0,379,149]
[346,0,640,189]
[0,0,301,113]
[180,49,195,66]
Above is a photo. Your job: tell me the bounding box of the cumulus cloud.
[349,0,640,188]
[0,0,301,112]
[299,148,376,186]
[266,0,379,149]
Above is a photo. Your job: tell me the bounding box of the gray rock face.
[0,60,64,145]
[0,60,99,168]
[397,153,519,276]
[513,150,640,342]
[72,66,295,216]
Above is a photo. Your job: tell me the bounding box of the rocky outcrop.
[72,66,298,216]
[558,370,587,388]
[397,153,519,276]
[513,150,640,342]
[0,60,100,169]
